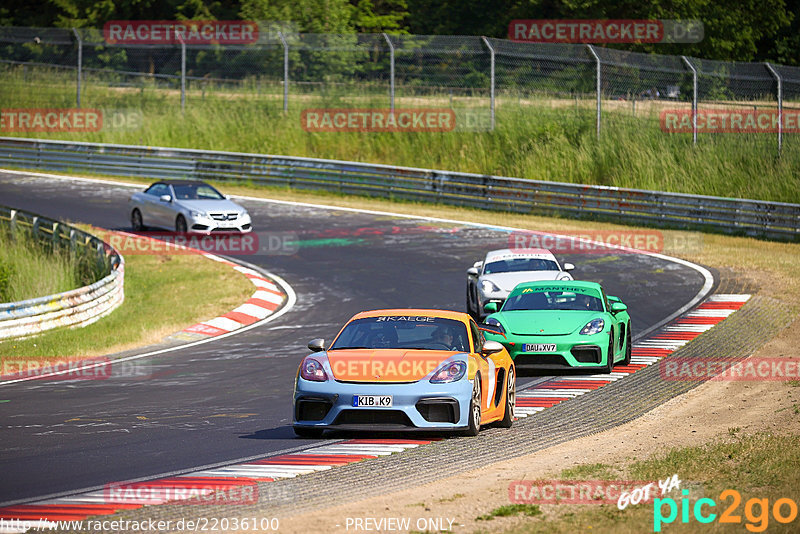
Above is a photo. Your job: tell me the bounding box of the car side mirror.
[159,194,172,203]
[481,340,504,355]
[611,302,627,313]
[308,338,326,351]
[563,262,575,271]
[483,302,498,314]
[466,267,479,276]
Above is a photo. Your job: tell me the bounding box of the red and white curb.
[177,257,288,339]
[0,441,432,532]
[515,294,751,417]
[103,229,289,340]
[0,295,748,530]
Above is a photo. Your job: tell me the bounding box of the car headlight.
[557,273,573,280]
[300,358,328,382]
[190,210,207,219]
[579,318,605,335]
[484,317,505,334]
[430,361,467,383]
[480,279,501,294]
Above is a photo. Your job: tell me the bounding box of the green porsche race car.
[482,280,631,373]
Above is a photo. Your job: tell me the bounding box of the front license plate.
[352,395,393,407]
[217,220,237,228]
[524,343,556,353]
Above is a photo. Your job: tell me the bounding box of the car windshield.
[172,183,225,200]
[503,289,604,312]
[330,316,470,351]
[483,258,559,274]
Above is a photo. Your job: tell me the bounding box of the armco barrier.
[0,206,124,340]
[1,137,798,240]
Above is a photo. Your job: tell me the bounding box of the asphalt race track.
[0,171,710,505]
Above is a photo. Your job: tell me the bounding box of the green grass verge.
[0,228,254,361]
[1,65,798,203]
[498,432,800,533]
[0,228,86,302]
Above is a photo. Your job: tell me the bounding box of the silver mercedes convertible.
[129,180,252,234]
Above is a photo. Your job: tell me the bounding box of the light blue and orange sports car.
[292,309,515,437]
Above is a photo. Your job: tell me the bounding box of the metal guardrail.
[0,136,798,241]
[0,206,124,340]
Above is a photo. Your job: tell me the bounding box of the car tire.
[466,285,476,319]
[621,327,632,366]
[604,331,615,373]
[496,367,515,428]
[293,426,324,438]
[175,215,188,234]
[131,209,144,231]
[462,375,482,437]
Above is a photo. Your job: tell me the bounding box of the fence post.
[765,62,783,156]
[178,35,186,113]
[481,36,496,131]
[585,44,601,138]
[278,31,289,113]
[681,56,698,146]
[72,28,82,108]
[382,33,395,112]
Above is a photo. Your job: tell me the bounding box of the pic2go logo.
[654,489,798,532]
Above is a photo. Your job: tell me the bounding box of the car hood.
[326,349,457,382]
[496,310,600,336]
[482,271,564,292]
[175,199,244,213]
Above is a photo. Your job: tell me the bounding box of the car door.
[138,184,163,228]
[147,183,174,229]
[602,290,621,359]
[469,319,498,420]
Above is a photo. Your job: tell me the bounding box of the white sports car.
[466,248,574,320]
[129,180,252,234]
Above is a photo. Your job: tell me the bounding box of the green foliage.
[0,228,85,303]
[477,504,543,521]
[1,1,795,64]
[0,260,14,302]
[2,66,799,204]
